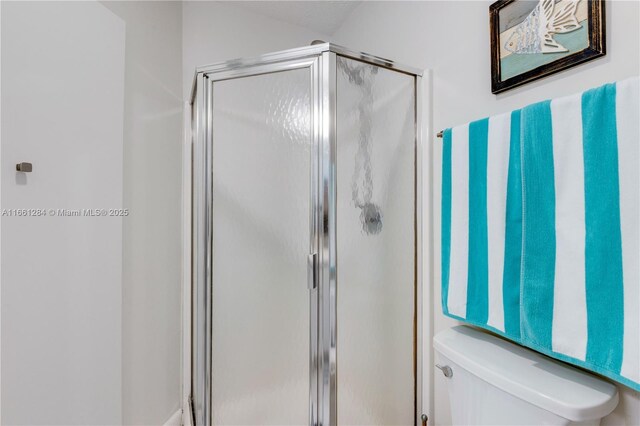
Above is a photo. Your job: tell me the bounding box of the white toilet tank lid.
[433,326,619,422]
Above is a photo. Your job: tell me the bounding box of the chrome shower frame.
[190,43,425,426]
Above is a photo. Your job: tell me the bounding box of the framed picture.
[490,0,605,94]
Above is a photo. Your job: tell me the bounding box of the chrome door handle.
[436,364,453,378]
[308,252,317,289]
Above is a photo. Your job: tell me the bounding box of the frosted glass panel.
[211,69,310,424]
[336,56,416,424]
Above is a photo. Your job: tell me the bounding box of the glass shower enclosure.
[190,43,424,426]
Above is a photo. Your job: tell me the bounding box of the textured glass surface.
[211,68,310,424]
[336,56,416,424]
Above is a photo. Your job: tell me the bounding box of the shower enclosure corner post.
[415,72,425,423]
[309,55,320,426]
[417,69,434,423]
[190,71,213,426]
[318,50,338,426]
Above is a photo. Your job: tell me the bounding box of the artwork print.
[490,0,605,93]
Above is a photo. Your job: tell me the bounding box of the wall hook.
[16,162,32,172]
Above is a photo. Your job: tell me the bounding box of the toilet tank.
[434,326,619,426]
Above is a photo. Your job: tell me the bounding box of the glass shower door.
[196,66,314,425]
[336,56,416,425]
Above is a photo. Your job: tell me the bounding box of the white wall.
[330,1,640,424]
[100,2,184,425]
[2,1,184,424]
[1,2,125,424]
[182,1,329,99]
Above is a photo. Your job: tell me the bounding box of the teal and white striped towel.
[441,77,639,390]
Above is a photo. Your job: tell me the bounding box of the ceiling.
[232,1,362,36]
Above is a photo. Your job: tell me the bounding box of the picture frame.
[490,0,606,94]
